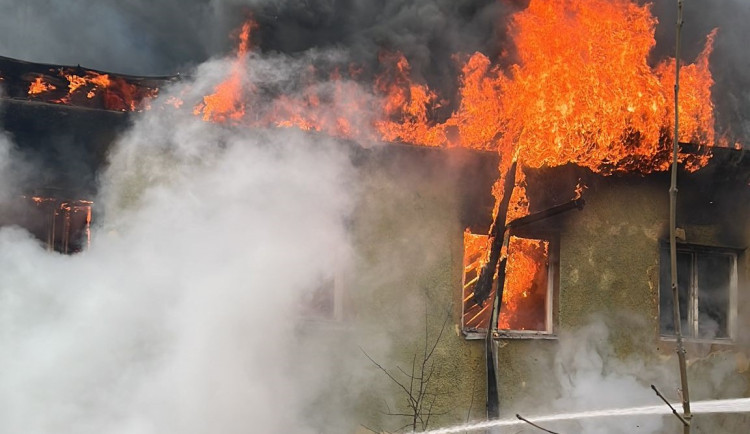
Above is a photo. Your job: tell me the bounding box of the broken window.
[461,231,555,337]
[0,196,92,254]
[461,231,494,332]
[659,244,737,340]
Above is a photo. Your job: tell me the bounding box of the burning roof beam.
[0,55,177,112]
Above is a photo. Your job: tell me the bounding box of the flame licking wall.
[1,1,750,433]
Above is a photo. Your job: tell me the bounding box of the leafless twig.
[361,311,451,432]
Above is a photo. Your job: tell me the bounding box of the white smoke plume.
[0,53,368,433]
[546,319,675,434]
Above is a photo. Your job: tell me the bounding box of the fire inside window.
[659,244,737,341]
[462,231,553,336]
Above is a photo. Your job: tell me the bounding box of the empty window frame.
[299,271,346,322]
[1,196,93,254]
[659,243,737,340]
[461,231,556,337]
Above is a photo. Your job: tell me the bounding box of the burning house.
[0,55,177,253]
[2,1,750,433]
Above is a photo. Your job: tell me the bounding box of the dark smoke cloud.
[0,1,520,80]
[0,0,747,137]
[251,1,522,90]
[0,0,222,75]
[651,0,750,142]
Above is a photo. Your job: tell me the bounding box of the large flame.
[194,20,256,123]
[498,237,549,331]
[379,0,715,164]
[0,1,727,333]
[498,0,715,175]
[450,0,717,332]
[375,52,445,147]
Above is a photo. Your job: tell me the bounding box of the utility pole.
[669,0,692,432]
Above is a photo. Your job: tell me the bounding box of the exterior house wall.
[297,146,494,433]
[1,94,496,432]
[493,161,750,432]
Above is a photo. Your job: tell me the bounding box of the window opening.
[659,244,737,340]
[461,231,554,336]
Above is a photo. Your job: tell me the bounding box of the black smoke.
[651,0,750,143]
[0,0,748,139]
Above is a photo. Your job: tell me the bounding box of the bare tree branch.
[362,309,453,432]
[361,347,413,398]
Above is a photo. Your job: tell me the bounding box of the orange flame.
[50,71,156,111]
[65,74,88,95]
[448,0,717,234]
[498,237,549,331]
[267,66,377,140]
[194,20,256,123]
[28,77,56,95]
[374,52,446,147]
[461,230,494,330]
[503,0,714,175]
[374,0,716,203]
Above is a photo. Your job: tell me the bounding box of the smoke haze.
[0,54,366,433]
[2,1,750,433]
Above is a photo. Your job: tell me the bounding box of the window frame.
[658,242,738,343]
[461,231,559,340]
[495,233,558,339]
[298,269,347,324]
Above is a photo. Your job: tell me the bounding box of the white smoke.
[545,319,675,434]
[0,54,362,433]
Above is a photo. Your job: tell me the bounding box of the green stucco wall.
[493,168,750,432]
[299,148,490,433]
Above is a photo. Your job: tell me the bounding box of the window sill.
[659,335,734,346]
[463,330,557,340]
[496,330,557,340]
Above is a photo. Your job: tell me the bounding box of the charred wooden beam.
[0,54,178,112]
[478,171,586,420]
[476,161,517,421]
[472,169,585,307]
[506,197,585,229]
[473,161,518,307]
